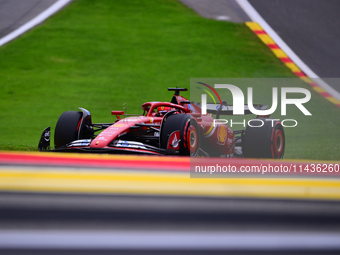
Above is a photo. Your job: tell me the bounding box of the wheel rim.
[187,124,198,155]
[274,129,284,158]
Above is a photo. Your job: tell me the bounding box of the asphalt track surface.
[0,0,57,38]
[179,0,250,23]
[0,1,340,254]
[248,0,340,92]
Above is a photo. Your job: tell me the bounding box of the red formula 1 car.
[38,88,285,158]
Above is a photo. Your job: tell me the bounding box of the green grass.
[0,0,338,159]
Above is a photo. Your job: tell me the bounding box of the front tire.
[160,114,200,156]
[54,111,83,149]
[243,119,285,159]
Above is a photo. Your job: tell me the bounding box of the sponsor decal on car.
[113,124,127,127]
[217,125,227,145]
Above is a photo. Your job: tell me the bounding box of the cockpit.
[142,102,187,117]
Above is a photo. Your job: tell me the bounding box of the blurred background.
[0,0,339,254]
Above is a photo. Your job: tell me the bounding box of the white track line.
[0,230,340,249]
[236,0,340,101]
[0,0,72,47]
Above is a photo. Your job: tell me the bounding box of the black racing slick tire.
[243,119,285,159]
[54,111,82,149]
[161,114,200,156]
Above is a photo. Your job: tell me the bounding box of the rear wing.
[168,87,187,96]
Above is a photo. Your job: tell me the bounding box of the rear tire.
[161,114,200,156]
[243,119,285,159]
[54,111,82,149]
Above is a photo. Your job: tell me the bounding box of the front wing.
[38,127,167,155]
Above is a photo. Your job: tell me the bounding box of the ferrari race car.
[38,87,285,158]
